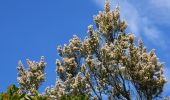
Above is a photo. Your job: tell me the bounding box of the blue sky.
[0,0,170,96]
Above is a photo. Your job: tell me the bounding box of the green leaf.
[26,95,33,100]
[19,93,26,99]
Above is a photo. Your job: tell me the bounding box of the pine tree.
[16,0,167,100]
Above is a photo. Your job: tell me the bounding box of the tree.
[15,0,167,100]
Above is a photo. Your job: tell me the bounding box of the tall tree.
[17,0,167,100]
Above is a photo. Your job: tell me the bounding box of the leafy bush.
[0,84,25,100]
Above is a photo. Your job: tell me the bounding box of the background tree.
[0,84,49,100]
[45,0,167,100]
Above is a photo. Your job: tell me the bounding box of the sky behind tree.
[0,0,169,96]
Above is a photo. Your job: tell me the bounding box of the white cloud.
[127,0,170,25]
[120,0,140,37]
[150,0,170,9]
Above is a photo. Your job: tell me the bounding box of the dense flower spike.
[105,0,110,13]
[17,56,46,95]
[94,1,127,43]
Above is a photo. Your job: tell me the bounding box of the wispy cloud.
[150,0,170,9]
[127,0,170,25]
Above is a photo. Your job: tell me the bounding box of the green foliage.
[0,84,25,100]
[60,94,89,100]
[0,85,49,100]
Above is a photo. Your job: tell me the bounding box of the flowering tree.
[14,0,167,100]
[44,1,167,100]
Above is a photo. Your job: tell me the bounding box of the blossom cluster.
[94,0,127,42]
[17,56,46,95]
